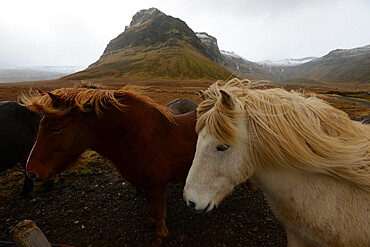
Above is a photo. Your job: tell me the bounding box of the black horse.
[0,101,52,196]
[165,98,198,115]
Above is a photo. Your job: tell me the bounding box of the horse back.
[0,101,41,171]
[165,99,198,115]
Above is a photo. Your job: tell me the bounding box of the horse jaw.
[184,128,250,212]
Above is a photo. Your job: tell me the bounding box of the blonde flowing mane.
[20,87,176,123]
[197,78,370,191]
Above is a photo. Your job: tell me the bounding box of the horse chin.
[193,201,216,213]
[36,171,54,182]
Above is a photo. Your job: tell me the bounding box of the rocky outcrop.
[129,8,163,28]
[195,32,223,63]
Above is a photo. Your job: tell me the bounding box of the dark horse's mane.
[20,86,176,124]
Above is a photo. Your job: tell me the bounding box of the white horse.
[184,78,370,247]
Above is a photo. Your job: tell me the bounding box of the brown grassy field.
[1,78,368,117]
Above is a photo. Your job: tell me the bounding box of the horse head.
[184,79,255,212]
[25,90,93,181]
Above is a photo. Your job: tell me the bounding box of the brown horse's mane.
[20,86,176,124]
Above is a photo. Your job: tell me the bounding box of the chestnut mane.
[20,86,176,124]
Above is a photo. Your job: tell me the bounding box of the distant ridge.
[282,44,370,83]
[258,57,316,66]
[217,44,370,84]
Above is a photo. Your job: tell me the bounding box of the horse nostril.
[28,172,38,181]
[187,200,196,209]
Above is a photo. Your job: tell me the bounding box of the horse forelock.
[200,78,370,191]
[196,78,252,144]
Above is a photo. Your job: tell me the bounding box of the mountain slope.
[220,50,279,81]
[67,8,230,80]
[217,44,370,84]
[282,45,370,83]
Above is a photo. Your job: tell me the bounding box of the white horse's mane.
[197,78,370,191]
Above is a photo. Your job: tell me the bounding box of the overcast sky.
[0,0,369,69]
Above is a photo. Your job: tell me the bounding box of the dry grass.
[0,78,368,117]
[316,94,369,118]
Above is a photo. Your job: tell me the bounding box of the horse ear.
[36,88,47,95]
[199,90,206,100]
[47,92,63,107]
[220,90,234,109]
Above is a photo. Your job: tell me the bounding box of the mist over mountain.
[0,66,84,83]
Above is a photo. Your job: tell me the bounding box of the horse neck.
[88,95,194,161]
[252,164,366,210]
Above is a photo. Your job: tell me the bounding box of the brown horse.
[21,87,197,241]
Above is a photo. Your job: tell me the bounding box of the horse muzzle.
[186,199,214,213]
[27,172,39,181]
[27,169,53,181]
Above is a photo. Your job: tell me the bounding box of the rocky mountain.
[65,7,369,85]
[67,8,230,80]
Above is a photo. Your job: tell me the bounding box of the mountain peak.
[129,8,163,28]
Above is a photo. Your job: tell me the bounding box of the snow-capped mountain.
[324,44,370,58]
[257,57,316,66]
[221,50,246,60]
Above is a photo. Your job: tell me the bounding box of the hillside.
[220,50,277,81]
[66,8,230,81]
[216,44,370,86]
[281,45,370,84]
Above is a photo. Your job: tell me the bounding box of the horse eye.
[51,128,62,133]
[216,144,230,151]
